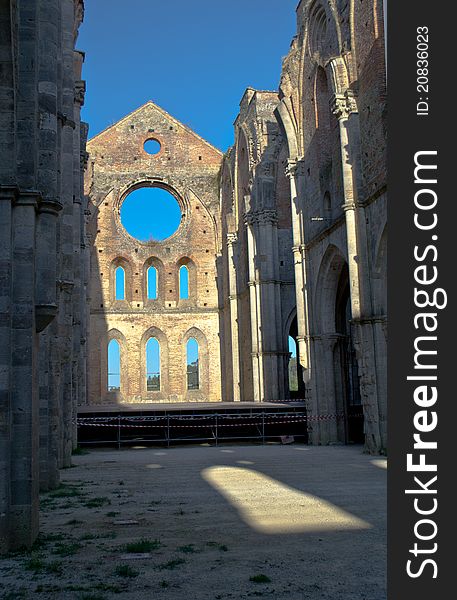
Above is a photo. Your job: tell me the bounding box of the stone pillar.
[226,233,241,401]
[332,91,383,452]
[245,213,262,402]
[58,0,77,466]
[10,192,40,549]
[285,160,310,380]
[0,187,15,553]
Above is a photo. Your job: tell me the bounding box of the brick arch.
[102,329,129,400]
[299,0,342,66]
[142,256,165,305]
[109,256,133,305]
[176,256,198,305]
[140,326,169,398]
[181,327,209,399]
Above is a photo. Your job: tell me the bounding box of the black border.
[388,0,455,596]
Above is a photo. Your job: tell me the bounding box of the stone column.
[245,212,262,402]
[0,187,16,553]
[10,192,40,549]
[226,233,241,401]
[331,91,383,452]
[58,0,77,466]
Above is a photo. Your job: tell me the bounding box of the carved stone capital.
[74,80,86,106]
[331,91,358,120]
[226,232,238,246]
[38,198,63,216]
[245,209,278,226]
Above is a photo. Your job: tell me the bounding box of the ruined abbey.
[0,0,386,553]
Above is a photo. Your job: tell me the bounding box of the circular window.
[144,139,161,155]
[120,187,182,242]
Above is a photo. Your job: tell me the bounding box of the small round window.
[144,139,161,155]
[120,186,182,242]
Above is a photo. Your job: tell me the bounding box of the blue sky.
[78,0,297,152]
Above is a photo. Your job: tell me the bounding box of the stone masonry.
[0,0,386,554]
[0,0,88,552]
[85,102,223,404]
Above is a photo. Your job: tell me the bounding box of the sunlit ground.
[0,445,386,600]
[202,465,371,534]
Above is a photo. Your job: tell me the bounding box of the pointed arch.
[103,329,128,398]
[110,257,133,304]
[181,327,209,398]
[140,327,169,397]
[146,337,161,391]
[314,244,349,333]
[177,257,197,303]
[143,256,164,304]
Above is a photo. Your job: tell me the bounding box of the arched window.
[115,266,125,300]
[147,266,158,300]
[108,339,121,391]
[186,338,199,390]
[179,265,189,300]
[288,336,299,392]
[146,337,160,391]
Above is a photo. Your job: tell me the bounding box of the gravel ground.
[0,444,386,600]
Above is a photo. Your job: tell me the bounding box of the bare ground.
[0,444,386,600]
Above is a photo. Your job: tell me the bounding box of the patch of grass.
[122,538,161,553]
[24,558,63,575]
[35,585,62,594]
[206,541,228,552]
[94,583,124,593]
[65,519,83,526]
[177,544,197,554]
[249,574,271,584]
[48,484,83,499]
[51,542,82,557]
[40,533,65,542]
[160,581,170,588]
[79,533,99,541]
[158,558,186,570]
[72,446,89,456]
[114,564,139,578]
[81,595,105,600]
[84,497,111,508]
[106,511,119,518]
[100,531,117,540]
[64,585,87,592]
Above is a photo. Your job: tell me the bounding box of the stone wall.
[85,102,223,404]
[221,0,387,453]
[0,0,88,553]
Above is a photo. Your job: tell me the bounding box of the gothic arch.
[140,326,169,398]
[102,329,129,398]
[142,256,165,304]
[109,256,133,305]
[181,327,209,399]
[176,256,198,304]
[314,243,349,333]
[372,223,387,316]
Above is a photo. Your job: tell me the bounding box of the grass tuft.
[122,538,161,553]
[114,564,139,578]
[249,574,271,584]
[84,497,111,508]
[158,558,186,570]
